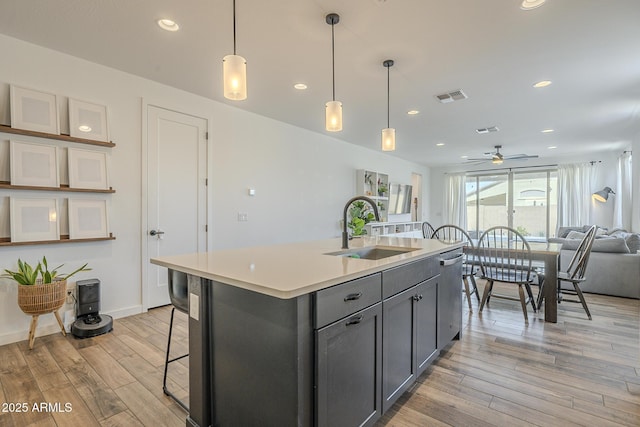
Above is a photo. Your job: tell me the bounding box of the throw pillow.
[625,233,640,253]
[566,231,586,240]
[592,238,630,253]
[561,237,630,253]
[558,226,582,238]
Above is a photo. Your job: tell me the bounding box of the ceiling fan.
[466,145,538,165]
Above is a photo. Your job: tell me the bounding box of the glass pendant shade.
[382,128,396,151]
[325,100,343,132]
[223,54,247,100]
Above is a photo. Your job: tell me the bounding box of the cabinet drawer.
[315,273,382,328]
[382,257,439,299]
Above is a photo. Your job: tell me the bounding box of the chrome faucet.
[342,196,380,249]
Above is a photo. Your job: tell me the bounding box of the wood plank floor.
[0,282,638,426]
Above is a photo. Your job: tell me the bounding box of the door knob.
[149,229,165,236]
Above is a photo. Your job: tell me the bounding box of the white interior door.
[145,105,207,308]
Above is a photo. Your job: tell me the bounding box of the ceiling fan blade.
[503,154,539,160]
[462,159,487,165]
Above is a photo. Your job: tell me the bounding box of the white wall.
[0,34,429,345]
[429,151,629,231]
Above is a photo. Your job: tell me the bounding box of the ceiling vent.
[435,89,468,103]
[476,126,499,134]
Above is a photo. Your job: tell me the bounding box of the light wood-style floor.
[0,282,638,427]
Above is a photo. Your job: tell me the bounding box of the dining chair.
[477,226,538,323]
[422,221,436,239]
[557,224,597,319]
[163,269,189,411]
[432,225,480,311]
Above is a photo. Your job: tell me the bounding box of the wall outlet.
[237,212,248,222]
[65,283,76,305]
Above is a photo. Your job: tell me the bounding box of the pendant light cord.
[331,21,336,101]
[233,0,237,55]
[387,65,390,128]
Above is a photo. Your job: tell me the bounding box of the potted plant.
[348,201,376,236]
[378,182,388,197]
[3,257,91,348]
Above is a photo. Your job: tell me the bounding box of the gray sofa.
[548,226,640,299]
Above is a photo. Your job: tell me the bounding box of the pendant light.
[382,59,396,151]
[223,0,247,100]
[325,13,342,132]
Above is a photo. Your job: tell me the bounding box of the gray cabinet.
[437,249,464,348]
[415,278,438,374]
[382,276,437,412]
[313,252,462,427]
[316,303,383,427]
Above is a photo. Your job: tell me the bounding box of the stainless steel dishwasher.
[437,248,464,348]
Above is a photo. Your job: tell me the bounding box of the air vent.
[435,89,468,103]
[476,126,499,134]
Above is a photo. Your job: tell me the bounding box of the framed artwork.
[68,98,109,141]
[0,140,9,182]
[10,140,60,187]
[10,197,60,242]
[68,199,109,239]
[67,147,109,189]
[10,85,60,134]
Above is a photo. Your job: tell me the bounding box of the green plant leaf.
[61,263,92,280]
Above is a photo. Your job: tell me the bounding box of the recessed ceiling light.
[436,143,445,147]
[547,146,557,149]
[533,80,552,88]
[461,155,468,159]
[294,83,308,90]
[541,129,554,133]
[157,19,180,32]
[521,0,546,10]
[407,110,420,115]
[78,125,92,132]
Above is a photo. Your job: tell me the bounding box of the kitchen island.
[151,236,464,427]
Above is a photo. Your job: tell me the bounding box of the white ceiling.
[1,0,638,167]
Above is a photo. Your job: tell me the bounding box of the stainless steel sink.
[325,246,419,260]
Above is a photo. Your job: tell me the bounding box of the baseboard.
[0,304,144,347]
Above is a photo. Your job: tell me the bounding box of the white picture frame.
[68,98,109,142]
[67,147,109,190]
[10,197,60,242]
[68,199,109,239]
[10,140,60,187]
[10,85,60,134]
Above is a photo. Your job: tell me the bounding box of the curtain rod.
[445,163,558,175]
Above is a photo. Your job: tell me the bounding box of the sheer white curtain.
[443,173,467,228]
[557,163,595,228]
[613,151,632,230]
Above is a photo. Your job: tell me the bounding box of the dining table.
[466,240,563,323]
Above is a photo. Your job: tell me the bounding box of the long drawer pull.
[344,292,363,302]
[346,315,363,326]
[440,254,464,266]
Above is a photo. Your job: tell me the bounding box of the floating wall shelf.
[0,182,115,193]
[0,124,116,148]
[0,234,116,247]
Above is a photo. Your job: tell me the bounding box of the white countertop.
[150,236,463,299]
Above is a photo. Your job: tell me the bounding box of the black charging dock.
[71,279,113,338]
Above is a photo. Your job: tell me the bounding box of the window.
[466,170,557,241]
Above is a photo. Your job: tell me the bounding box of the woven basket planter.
[17,279,67,315]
